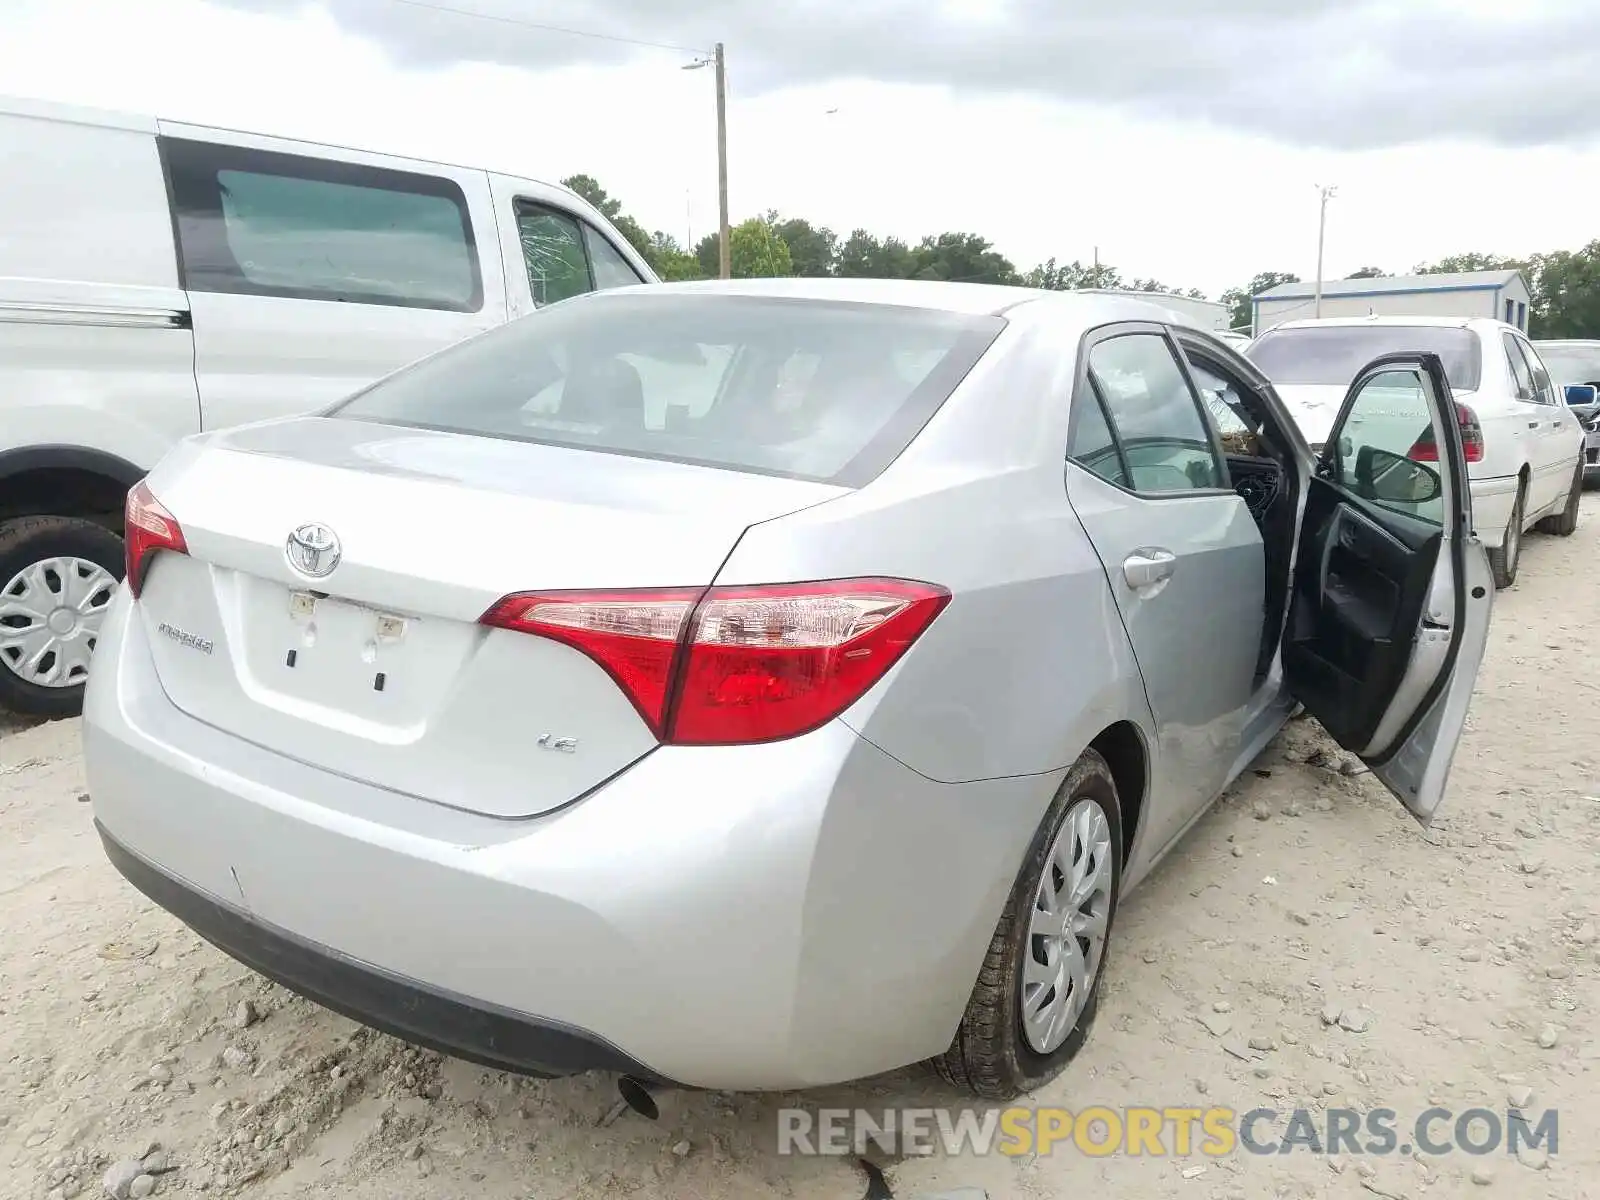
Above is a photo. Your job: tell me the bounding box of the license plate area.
[235,575,477,723]
[280,592,411,699]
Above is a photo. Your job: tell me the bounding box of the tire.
[0,516,125,718]
[1535,460,1584,538]
[933,750,1124,1099]
[1487,481,1525,590]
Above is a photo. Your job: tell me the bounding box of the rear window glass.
[1248,325,1482,392]
[330,294,1005,486]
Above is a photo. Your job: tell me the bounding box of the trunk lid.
[136,417,846,818]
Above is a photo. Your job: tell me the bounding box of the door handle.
[1123,548,1176,589]
[1528,420,1540,429]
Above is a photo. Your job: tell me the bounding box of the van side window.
[159,137,482,313]
[515,201,644,305]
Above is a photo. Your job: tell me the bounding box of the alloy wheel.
[1020,796,1116,1054]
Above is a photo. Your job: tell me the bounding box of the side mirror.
[1566,384,1598,406]
[1356,445,1443,505]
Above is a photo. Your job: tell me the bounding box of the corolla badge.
[285,522,342,579]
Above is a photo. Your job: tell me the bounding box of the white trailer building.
[1252,270,1532,336]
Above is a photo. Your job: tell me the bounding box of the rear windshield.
[1248,325,1482,392]
[330,293,1005,486]
[1533,343,1600,386]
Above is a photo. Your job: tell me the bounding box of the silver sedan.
[84,278,1491,1099]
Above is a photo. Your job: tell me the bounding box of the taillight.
[1407,401,1483,464]
[480,578,951,746]
[124,481,188,598]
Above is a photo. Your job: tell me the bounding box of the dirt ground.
[4,500,1598,1200]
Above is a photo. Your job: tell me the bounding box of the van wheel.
[1535,461,1584,538]
[932,750,1123,1099]
[1488,482,1525,590]
[0,516,124,718]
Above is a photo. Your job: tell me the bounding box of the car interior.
[1177,335,1302,679]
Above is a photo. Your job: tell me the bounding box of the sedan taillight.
[1407,400,1484,464]
[124,481,188,598]
[480,578,951,745]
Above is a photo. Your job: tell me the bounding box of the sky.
[3,0,1599,300]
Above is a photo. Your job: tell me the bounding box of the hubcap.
[1020,796,1115,1055]
[0,556,117,689]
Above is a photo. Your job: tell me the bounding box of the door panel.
[1285,354,1493,824]
[1516,337,1577,512]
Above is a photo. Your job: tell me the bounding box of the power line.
[382,0,711,57]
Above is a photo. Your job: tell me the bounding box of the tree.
[1412,252,1526,275]
[728,217,794,278]
[770,216,838,277]
[1221,271,1300,332]
[559,174,656,265]
[907,232,1017,285]
[648,233,705,282]
[1346,266,1387,279]
[834,229,916,279]
[1528,241,1600,338]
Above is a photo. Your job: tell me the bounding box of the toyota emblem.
[285,522,342,579]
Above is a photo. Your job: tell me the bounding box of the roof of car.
[1260,315,1482,332]
[602,276,1218,323]
[1533,338,1600,347]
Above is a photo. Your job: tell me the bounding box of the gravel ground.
[3,498,1598,1200]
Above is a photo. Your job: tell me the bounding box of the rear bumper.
[84,590,1056,1090]
[97,822,669,1082]
[1468,474,1520,549]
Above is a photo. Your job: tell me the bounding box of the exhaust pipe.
[616,1075,660,1120]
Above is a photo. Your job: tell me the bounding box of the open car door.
[1283,353,1494,825]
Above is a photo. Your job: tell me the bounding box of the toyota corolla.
[84,279,1491,1099]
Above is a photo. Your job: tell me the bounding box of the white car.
[1249,317,1587,588]
[0,93,659,717]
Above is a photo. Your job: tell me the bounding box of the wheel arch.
[0,446,146,531]
[1088,720,1148,867]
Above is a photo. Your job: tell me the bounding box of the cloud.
[215,0,1600,150]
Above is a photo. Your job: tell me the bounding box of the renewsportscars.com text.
[777,1105,1559,1159]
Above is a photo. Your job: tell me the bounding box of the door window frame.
[1065,321,1234,499]
[1502,331,1538,402]
[513,198,644,305]
[1511,335,1556,405]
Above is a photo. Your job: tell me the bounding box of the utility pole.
[1314,184,1337,318]
[684,43,731,279]
[714,42,729,279]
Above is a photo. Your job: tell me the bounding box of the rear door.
[1063,323,1265,855]
[157,128,507,430]
[1500,332,1564,513]
[1284,353,1493,824]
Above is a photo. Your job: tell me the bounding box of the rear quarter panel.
[713,316,1155,789]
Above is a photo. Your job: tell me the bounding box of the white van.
[0,94,660,717]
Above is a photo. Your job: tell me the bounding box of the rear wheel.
[1535,460,1584,538]
[0,516,124,718]
[1488,481,1525,590]
[933,750,1122,1099]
